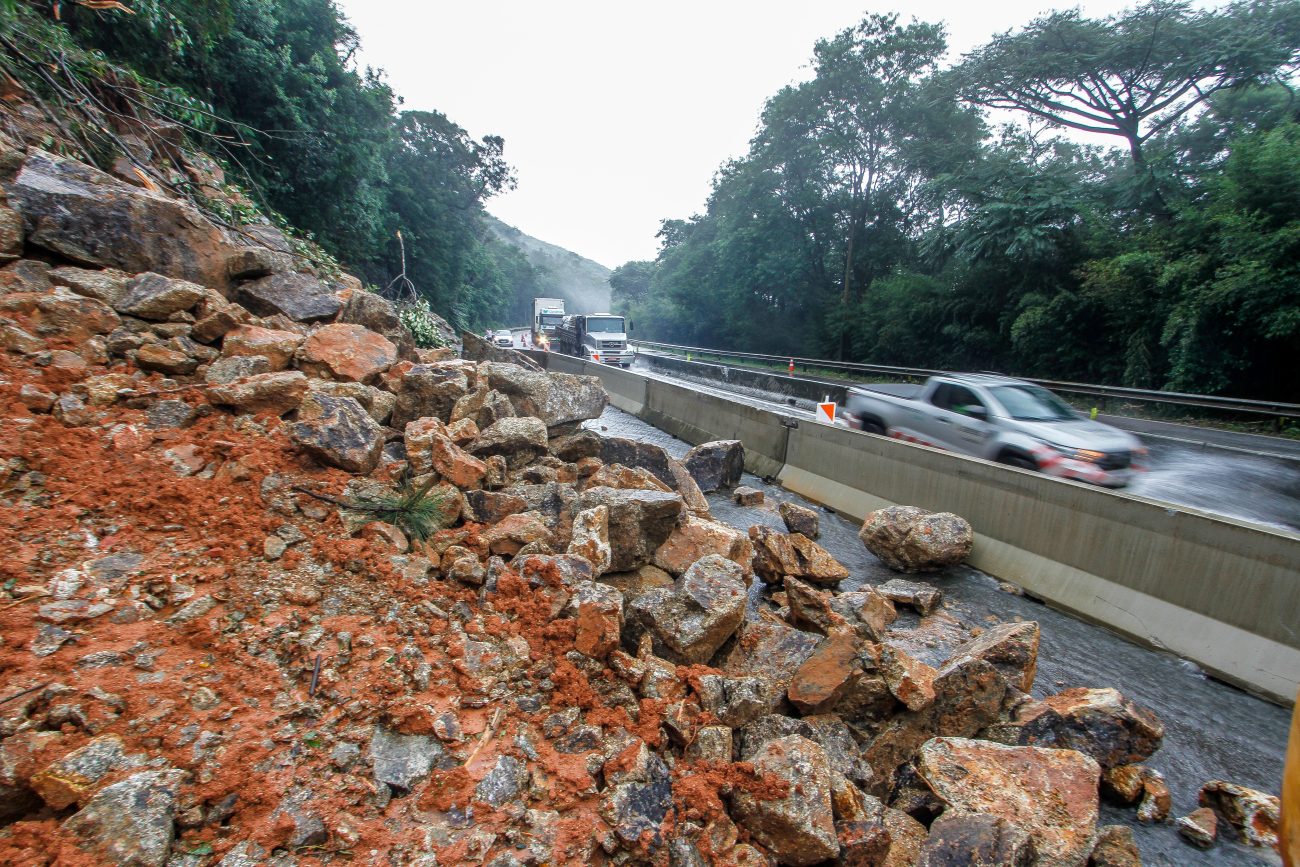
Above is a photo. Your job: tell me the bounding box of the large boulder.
[296,323,396,383]
[625,554,747,664]
[337,290,418,360]
[750,525,849,586]
[7,149,235,288]
[600,437,674,487]
[652,513,754,578]
[391,363,470,428]
[61,769,186,867]
[289,393,385,474]
[577,486,683,572]
[942,621,1040,693]
[544,372,608,428]
[718,619,822,711]
[779,501,821,538]
[683,439,745,491]
[0,289,120,342]
[468,416,549,466]
[237,272,342,322]
[113,272,205,320]
[206,370,308,416]
[730,735,840,866]
[859,506,973,573]
[404,417,486,489]
[917,738,1101,867]
[1012,687,1163,770]
[220,324,303,371]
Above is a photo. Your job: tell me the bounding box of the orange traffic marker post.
[788,358,795,375]
[1284,688,1299,866]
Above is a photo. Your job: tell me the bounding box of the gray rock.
[114,272,205,320]
[683,439,745,492]
[368,726,446,793]
[204,354,272,385]
[338,290,418,360]
[731,735,840,866]
[600,436,674,487]
[879,578,943,616]
[625,554,747,664]
[391,363,469,428]
[49,266,129,307]
[289,393,385,474]
[860,506,974,573]
[576,486,683,572]
[917,811,1035,866]
[779,501,820,538]
[598,750,672,848]
[469,416,549,463]
[237,272,341,322]
[62,769,186,867]
[146,399,198,429]
[475,754,527,807]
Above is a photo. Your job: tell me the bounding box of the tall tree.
[952,0,1300,172]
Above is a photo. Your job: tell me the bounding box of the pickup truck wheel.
[1000,452,1039,471]
[861,420,887,436]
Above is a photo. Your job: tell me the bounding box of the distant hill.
[485,215,612,314]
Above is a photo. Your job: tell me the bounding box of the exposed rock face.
[114,272,204,320]
[296,323,397,383]
[682,439,745,491]
[238,272,342,322]
[8,149,235,287]
[749,525,849,586]
[206,370,308,416]
[1013,687,1163,769]
[289,393,385,473]
[859,506,973,573]
[1198,779,1280,848]
[917,811,1035,866]
[731,735,840,866]
[61,769,186,867]
[625,554,747,664]
[917,738,1101,866]
[577,486,683,572]
[779,501,821,538]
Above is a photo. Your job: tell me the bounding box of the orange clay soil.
[0,347,786,866]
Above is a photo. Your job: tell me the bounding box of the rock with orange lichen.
[787,630,866,715]
[749,525,849,586]
[404,416,487,488]
[295,322,396,383]
[1198,779,1280,848]
[719,618,822,711]
[625,554,747,665]
[289,392,385,474]
[1012,687,1162,770]
[917,737,1101,866]
[880,643,937,712]
[220,323,302,371]
[731,734,840,866]
[942,620,1039,693]
[652,512,753,579]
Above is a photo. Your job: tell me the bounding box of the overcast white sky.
[334,1,1141,269]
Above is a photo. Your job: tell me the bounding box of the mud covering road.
[585,404,1290,866]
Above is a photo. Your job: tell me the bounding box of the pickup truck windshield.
[989,385,1077,421]
[585,317,624,332]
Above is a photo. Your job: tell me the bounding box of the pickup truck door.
[929,383,995,456]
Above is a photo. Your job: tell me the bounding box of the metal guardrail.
[630,339,1300,420]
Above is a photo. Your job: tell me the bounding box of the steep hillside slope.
[486,215,613,314]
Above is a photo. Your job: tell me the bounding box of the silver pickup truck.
[842,373,1146,487]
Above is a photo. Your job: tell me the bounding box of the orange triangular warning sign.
[817,402,836,423]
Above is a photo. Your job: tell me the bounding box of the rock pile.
[0,137,1281,867]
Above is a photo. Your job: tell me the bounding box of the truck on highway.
[553,313,635,367]
[532,297,566,349]
[842,373,1146,487]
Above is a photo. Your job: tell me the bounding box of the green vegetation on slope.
[614,1,1300,401]
[0,0,566,332]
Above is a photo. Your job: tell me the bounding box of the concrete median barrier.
[530,351,1300,704]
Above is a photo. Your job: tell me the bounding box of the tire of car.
[998,450,1039,471]
[860,418,887,436]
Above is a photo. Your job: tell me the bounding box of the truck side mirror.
[628,321,635,331]
[966,405,989,422]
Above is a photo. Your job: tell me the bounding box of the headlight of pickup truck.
[1043,443,1105,463]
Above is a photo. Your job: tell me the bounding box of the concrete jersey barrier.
[529,351,1300,705]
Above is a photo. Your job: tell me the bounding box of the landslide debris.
[0,137,1281,867]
